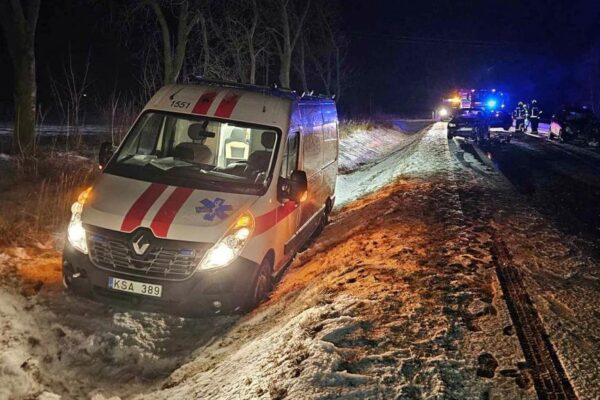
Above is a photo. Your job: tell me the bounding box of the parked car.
[488,109,512,131]
[447,107,490,142]
[549,106,600,143]
[63,79,339,316]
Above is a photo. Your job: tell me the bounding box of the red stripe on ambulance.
[214,93,241,118]
[255,201,298,236]
[191,92,218,115]
[150,187,194,237]
[121,183,168,232]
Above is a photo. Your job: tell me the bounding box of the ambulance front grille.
[87,229,208,281]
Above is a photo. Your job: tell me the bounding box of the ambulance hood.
[82,173,259,243]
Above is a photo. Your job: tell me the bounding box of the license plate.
[108,277,162,298]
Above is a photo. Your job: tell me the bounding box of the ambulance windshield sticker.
[195,198,233,221]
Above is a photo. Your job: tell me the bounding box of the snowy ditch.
[0,120,433,399]
[5,120,593,400]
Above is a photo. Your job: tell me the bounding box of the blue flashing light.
[487,100,497,108]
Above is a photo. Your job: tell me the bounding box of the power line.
[347,31,515,48]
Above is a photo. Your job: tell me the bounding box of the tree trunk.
[147,0,197,85]
[249,50,257,84]
[0,0,40,155]
[200,14,210,76]
[297,39,308,93]
[279,49,292,88]
[248,0,259,85]
[12,45,37,154]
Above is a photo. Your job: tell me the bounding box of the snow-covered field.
[1,121,598,399]
[0,124,120,137]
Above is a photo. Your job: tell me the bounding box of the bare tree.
[136,31,163,100]
[0,0,41,155]
[234,0,264,84]
[144,0,200,84]
[49,50,92,147]
[304,2,350,100]
[268,0,311,88]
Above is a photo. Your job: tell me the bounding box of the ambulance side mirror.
[99,142,115,170]
[279,170,308,203]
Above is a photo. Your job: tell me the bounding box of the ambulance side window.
[282,131,299,178]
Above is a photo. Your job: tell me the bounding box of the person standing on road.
[522,102,530,132]
[529,100,542,134]
[513,102,526,132]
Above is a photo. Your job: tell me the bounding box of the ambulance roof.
[144,81,334,129]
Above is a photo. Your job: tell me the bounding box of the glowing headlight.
[67,187,92,254]
[439,108,449,117]
[199,212,255,270]
[448,123,456,127]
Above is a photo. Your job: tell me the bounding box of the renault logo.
[131,232,151,256]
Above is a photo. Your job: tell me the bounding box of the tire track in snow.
[492,239,578,400]
[450,134,579,400]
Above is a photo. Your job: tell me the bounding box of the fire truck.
[438,89,511,130]
[445,89,508,110]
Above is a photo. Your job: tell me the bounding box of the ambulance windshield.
[104,111,280,194]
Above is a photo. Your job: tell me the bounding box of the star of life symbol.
[195,198,233,221]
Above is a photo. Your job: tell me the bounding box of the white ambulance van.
[62,79,338,315]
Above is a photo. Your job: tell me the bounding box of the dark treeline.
[0,0,350,155]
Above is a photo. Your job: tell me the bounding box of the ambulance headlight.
[199,212,254,270]
[67,187,92,254]
[448,123,456,127]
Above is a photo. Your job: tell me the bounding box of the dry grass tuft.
[338,119,395,139]
[0,152,98,248]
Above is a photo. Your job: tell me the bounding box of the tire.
[243,256,273,312]
[447,132,453,139]
[558,129,567,143]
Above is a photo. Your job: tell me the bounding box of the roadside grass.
[0,151,97,248]
[338,119,395,139]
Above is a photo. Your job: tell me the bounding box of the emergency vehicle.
[62,79,339,316]
[440,89,505,121]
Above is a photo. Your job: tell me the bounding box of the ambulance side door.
[276,130,302,268]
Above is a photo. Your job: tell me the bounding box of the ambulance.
[62,79,338,316]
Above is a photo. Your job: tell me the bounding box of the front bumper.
[448,128,476,138]
[62,242,260,317]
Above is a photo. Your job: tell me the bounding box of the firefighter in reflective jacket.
[513,102,526,132]
[529,100,542,133]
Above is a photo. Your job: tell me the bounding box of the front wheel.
[242,256,273,312]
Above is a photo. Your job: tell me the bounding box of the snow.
[132,123,534,399]
[338,120,432,174]
[0,249,238,399]
[0,120,598,399]
[0,124,121,137]
[336,121,431,206]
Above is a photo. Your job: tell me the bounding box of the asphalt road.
[478,132,600,254]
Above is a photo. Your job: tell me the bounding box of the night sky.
[1,0,600,118]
